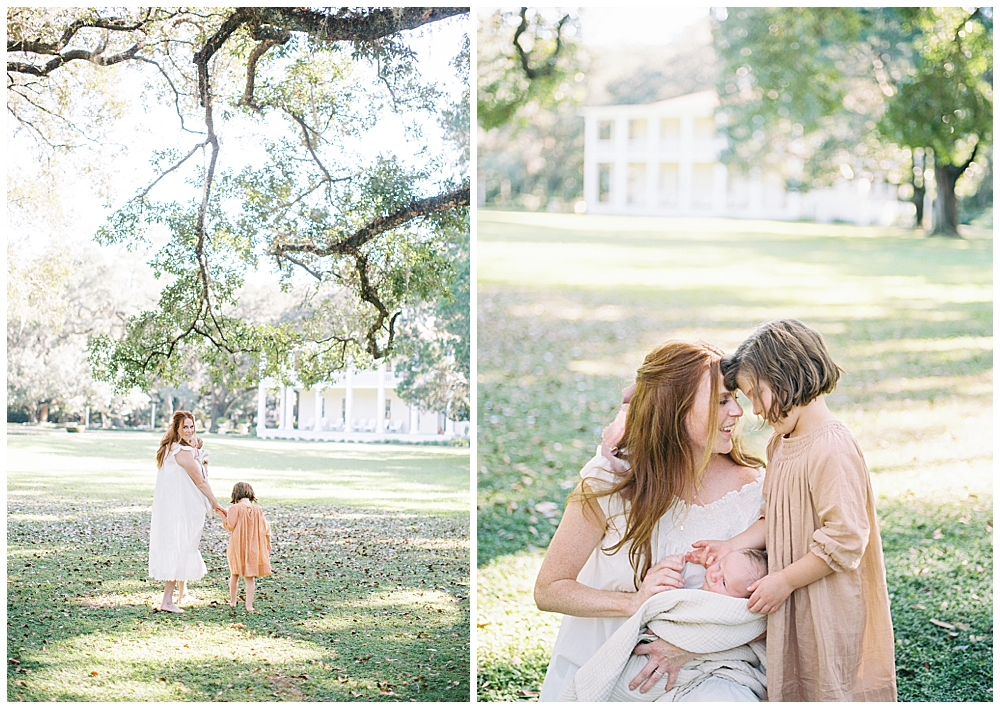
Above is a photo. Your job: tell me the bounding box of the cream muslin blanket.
[560,589,767,702]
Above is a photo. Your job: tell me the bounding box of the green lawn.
[475,210,992,702]
[7,430,470,701]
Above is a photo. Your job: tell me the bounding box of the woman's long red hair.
[156,411,195,468]
[582,341,763,589]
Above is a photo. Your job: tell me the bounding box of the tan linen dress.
[223,500,272,578]
[763,421,897,701]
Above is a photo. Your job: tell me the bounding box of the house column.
[314,387,324,431]
[285,387,297,430]
[678,115,694,213]
[344,369,354,433]
[409,403,418,435]
[613,116,628,211]
[278,384,287,430]
[649,116,661,213]
[376,362,386,433]
[256,382,267,436]
[583,115,597,209]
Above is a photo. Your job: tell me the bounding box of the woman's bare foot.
[176,593,199,605]
[228,600,237,608]
[159,603,184,613]
[245,605,255,613]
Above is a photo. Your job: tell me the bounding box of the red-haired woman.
[535,341,766,701]
[149,411,224,613]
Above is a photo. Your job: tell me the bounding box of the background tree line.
[8,7,470,427]
[478,7,992,235]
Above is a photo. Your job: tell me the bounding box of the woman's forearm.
[535,578,641,618]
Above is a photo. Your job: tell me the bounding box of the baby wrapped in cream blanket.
[560,589,767,702]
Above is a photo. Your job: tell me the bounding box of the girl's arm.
[747,551,832,614]
[688,518,766,566]
[175,450,222,510]
[534,485,685,618]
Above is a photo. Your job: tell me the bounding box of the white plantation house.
[582,90,912,226]
[256,361,467,442]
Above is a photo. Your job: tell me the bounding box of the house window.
[598,163,613,203]
[341,398,347,423]
[660,118,681,144]
[628,119,647,144]
[598,120,613,141]
[694,117,717,143]
[320,395,325,418]
[627,163,646,205]
[659,163,679,207]
[385,398,392,420]
[692,163,715,208]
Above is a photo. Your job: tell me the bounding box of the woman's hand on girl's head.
[687,539,732,567]
[746,571,793,614]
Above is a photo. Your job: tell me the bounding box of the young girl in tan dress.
[690,319,897,701]
[216,482,272,612]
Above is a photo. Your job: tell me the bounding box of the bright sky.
[8,15,468,260]
[578,6,711,47]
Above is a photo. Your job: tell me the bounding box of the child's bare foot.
[245,605,255,613]
[228,600,237,608]
[159,603,184,613]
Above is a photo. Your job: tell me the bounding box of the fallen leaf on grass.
[913,604,926,610]
[90,671,99,676]
[931,528,944,539]
[476,622,491,628]
[9,659,20,665]
[518,690,540,697]
[954,622,970,631]
[231,623,246,629]
[337,676,348,683]
[929,619,955,629]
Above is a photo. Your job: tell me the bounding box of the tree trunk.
[38,402,49,423]
[910,149,926,229]
[930,162,961,237]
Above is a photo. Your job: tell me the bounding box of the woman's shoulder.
[578,449,623,488]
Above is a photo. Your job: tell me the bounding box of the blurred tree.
[394,226,469,422]
[477,8,580,131]
[6,241,159,423]
[714,7,992,236]
[478,8,587,212]
[8,7,470,393]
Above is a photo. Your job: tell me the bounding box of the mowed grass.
[475,210,992,702]
[7,430,470,701]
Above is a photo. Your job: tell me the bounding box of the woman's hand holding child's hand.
[747,571,793,614]
[633,554,685,614]
[687,539,732,567]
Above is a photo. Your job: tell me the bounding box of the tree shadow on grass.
[7,500,469,702]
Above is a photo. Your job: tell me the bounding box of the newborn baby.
[662,548,767,599]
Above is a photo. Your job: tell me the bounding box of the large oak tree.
[714,7,991,236]
[8,7,470,393]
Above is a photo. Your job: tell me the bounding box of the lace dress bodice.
[539,449,765,702]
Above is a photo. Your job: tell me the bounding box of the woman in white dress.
[149,411,224,613]
[535,341,766,701]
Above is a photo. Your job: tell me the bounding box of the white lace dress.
[539,451,765,702]
[148,443,212,581]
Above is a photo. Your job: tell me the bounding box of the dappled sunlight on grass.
[8,432,470,701]
[477,211,991,701]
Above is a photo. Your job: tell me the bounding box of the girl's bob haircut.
[722,318,843,424]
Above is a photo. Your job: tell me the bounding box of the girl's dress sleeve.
[806,431,871,572]
[222,505,239,533]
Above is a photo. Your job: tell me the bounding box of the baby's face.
[701,553,760,599]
